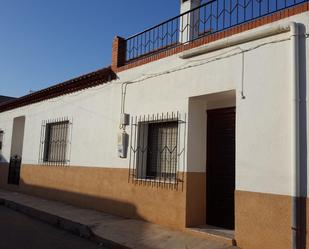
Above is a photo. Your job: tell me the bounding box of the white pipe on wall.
[289,21,300,249]
[179,24,291,59]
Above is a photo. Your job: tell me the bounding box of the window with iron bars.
[39,118,72,166]
[129,112,186,185]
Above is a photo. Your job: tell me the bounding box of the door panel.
[206,107,235,229]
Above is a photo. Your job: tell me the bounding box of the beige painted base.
[236,190,309,249]
[186,172,206,226]
[0,164,206,229]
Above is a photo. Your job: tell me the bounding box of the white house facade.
[0,1,309,248]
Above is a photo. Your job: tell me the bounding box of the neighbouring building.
[0,0,308,248]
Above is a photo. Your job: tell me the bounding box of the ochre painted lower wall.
[0,164,206,229]
[2,164,308,248]
[235,190,309,249]
[185,172,206,226]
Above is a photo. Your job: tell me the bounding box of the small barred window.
[129,112,186,186]
[39,118,72,166]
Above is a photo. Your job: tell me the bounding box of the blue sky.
[0,0,179,97]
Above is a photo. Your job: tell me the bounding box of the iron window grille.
[129,112,186,187]
[39,117,72,166]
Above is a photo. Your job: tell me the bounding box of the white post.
[179,0,201,43]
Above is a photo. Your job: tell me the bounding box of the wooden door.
[206,107,235,229]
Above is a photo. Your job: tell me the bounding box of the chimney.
[111,36,126,70]
[179,0,201,43]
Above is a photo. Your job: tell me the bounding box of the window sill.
[132,177,179,184]
[41,161,69,166]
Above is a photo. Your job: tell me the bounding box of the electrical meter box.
[118,131,129,158]
[120,113,130,126]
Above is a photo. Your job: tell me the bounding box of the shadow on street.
[0,205,106,249]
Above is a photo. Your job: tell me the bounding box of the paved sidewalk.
[0,189,239,249]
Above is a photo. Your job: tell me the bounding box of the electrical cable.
[0,34,307,124]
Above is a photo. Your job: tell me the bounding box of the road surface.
[0,205,106,249]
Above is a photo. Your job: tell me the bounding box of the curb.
[0,197,130,249]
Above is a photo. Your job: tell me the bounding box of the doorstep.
[0,189,239,249]
[185,225,236,246]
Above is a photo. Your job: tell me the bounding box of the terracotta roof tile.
[0,66,116,113]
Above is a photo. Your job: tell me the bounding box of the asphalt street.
[0,205,107,249]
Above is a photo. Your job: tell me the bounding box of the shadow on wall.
[2,179,142,221]
[0,178,163,249]
[0,163,143,220]
[0,162,9,185]
[299,23,307,249]
[0,156,9,163]
[0,161,192,232]
[0,163,188,226]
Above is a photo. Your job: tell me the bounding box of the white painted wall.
[0,12,308,197]
[187,90,236,173]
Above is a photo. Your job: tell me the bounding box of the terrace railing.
[125,0,307,61]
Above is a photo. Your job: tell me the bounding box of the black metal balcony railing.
[126,0,307,61]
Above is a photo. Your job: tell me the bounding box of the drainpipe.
[179,24,291,59]
[289,21,300,249]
